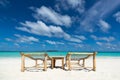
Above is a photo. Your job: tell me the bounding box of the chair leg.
[83,59,85,67]
[62,58,64,69]
[93,52,96,71]
[68,59,71,70]
[43,60,47,71]
[66,60,68,67]
[21,54,25,72]
[35,60,38,68]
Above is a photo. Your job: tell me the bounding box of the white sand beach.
[0,57,120,80]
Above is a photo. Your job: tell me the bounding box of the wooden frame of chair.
[65,52,97,71]
[20,52,50,72]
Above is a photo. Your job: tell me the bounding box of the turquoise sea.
[0,51,120,58]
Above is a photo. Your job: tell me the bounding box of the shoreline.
[1,56,120,59]
[1,51,120,58]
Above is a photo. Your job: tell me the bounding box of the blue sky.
[0,0,120,51]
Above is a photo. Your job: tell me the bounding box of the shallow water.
[0,51,120,58]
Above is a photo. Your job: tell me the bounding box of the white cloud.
[91,35,115,42]
[5,38,12,41]
[66,0,85,13]
[74,35,86,40]
[74,44,83,48]
[68,42,83,48]
[14,34,39,43]
[80,0,120,32]
[68,37,82,43]
[46,40,64,45]
[32,6,71,27]
[16,21,81,43]
[0,0,9,7]
[16,21,69,37]
[114,11,120,23]
[46,40,56,45]
[5,34,39,44]
[14,43,20,47]
[98,19,110,32]
[91,35,97,40]
[96,41,118,50]
[55,0,85,14]
[96,42,102,46]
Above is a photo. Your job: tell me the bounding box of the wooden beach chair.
[20,52,52,72]
[65,52,97,71]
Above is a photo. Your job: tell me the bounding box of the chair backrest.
[66,52,97,60]
[20,52,50,60]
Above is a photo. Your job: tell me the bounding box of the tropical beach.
[1,0,120,80]
[0,52,120,80]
